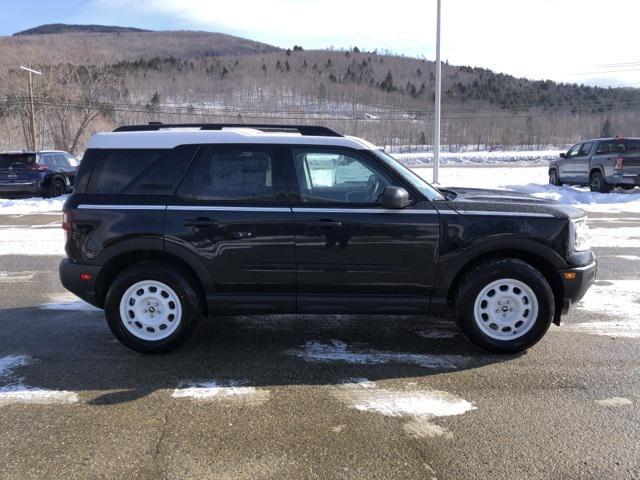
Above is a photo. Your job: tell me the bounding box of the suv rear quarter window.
[83,145,198,195]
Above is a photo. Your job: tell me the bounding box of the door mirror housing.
[378,186,410,209]
[559,152,567,158]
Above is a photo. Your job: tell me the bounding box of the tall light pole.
[19,66,42,151]
[433,0,442,184]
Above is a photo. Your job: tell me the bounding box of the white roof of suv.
[88,127,378,150]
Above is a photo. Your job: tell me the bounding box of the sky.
[2,0,640,88]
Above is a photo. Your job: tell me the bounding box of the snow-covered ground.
[0,195,68,215]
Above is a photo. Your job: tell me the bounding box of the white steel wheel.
[473,278,539,341]
[119,280,183,341]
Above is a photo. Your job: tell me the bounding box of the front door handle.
[184,217,219,228]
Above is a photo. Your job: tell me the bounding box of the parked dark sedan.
[0,150,78,198]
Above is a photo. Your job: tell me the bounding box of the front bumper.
[558,260,597,317]
[59,259,103,308]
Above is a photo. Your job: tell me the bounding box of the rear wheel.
[44,178,66,198]
[104,262,200,353]
[454,258,554,353]
[549,169,560,186]
[589,171,612,193]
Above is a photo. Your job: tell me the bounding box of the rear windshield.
[0,154,36,168]
[82,146,198,195]
[597,139,640,154]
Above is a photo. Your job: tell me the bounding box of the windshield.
[0,154,36,168]
[372,150,445,201]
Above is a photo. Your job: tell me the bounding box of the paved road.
[0,211,639,480]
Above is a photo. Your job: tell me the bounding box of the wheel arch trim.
[433,238,566,322]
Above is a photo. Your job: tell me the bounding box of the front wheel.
[454,259,555,353]
[549,169,560,186]
[104,262,200,353]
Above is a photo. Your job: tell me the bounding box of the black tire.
[104,262,200,354]
[44,178,65,198]
[589,171,612,193]
[549,169,560,186]
[454,258,555,354]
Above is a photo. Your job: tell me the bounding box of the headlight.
[571,218,590,251]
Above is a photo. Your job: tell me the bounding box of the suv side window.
[39,154,54,167]
[293,148,392,204]
[183,146,285,202]
[567,144,581,158]
[578,142,592,156]
[596,141,614,155]
[54,154,69,167]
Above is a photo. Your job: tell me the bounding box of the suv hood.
[440,186,586,219]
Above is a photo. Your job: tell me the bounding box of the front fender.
[432,236,567,311]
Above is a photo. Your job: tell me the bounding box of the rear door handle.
[184,217,219,227]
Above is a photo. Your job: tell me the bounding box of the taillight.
[614,157,624,172]
[62,210,73,241]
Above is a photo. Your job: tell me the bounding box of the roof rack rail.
[113,123,343,137]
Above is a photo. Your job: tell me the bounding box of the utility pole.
[433,0,442,184]
[19,66,42,151]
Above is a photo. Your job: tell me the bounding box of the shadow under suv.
[59,124,596,354]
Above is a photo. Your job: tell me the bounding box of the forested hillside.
[14,24,150,35]
[2,25,640,153]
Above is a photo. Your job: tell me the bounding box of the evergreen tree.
[380,71,394,92]
[600,118,613,137]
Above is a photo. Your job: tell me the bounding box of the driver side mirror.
[559,152,567,158]
[378,186,410,209]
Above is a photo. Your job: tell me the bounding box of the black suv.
[0,150,78,198]
[59,124,596,354]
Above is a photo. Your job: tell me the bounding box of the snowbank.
[393,149,564,166]
[503,183,640,213]
[411,166,640,213]
[0,195,67,215]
